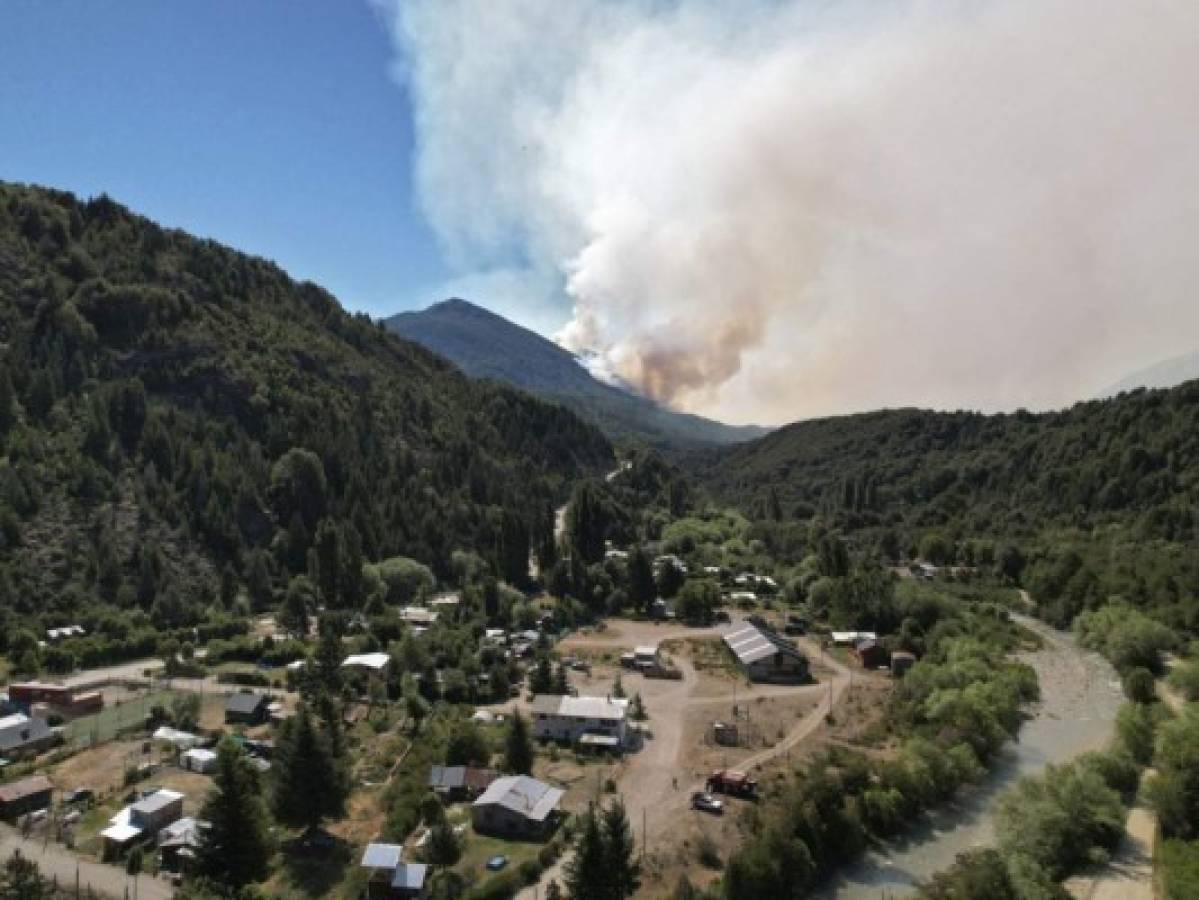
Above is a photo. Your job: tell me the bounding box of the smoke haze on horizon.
[375,0,1199,426]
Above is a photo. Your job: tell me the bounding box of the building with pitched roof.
[722,618,809,683]
[471,775,563,839]
[530,694,629,747]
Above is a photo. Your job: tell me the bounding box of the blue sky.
[0,0,445,318]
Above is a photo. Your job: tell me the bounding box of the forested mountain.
[386,298,768,449]
[696,385,1199,628]
[0,181,611,649]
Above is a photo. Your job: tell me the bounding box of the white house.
[530,695,628,748]
[181,748,218,774]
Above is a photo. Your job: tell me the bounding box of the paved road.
[1,824,173,899]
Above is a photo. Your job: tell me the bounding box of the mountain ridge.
[386,298,768,449]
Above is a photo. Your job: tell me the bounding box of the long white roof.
[530,695,628,721]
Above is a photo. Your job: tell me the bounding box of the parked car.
[486,855,509,871]
[691,792,724,815]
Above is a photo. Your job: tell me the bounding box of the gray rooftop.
[392,863,428,890]
[0,716,52,754]
[361,842,403,870]
[473,775,563,822]
[225,693,267,714]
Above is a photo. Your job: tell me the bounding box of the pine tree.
[279,575,313,640]
[310,518,342,607]
[426,819,461,865]
[601,798,638,898]
[0,367,16,436]
[530,655,553,694]
[196,738,273,888]
[552,662,569,695]
[272,705,349,834]
[565,806,607,900]
[627,547,656,617]
[503,709,534,775]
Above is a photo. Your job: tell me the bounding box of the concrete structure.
[723,619,809,683]
[0,775,53,822]
[361,843,429,899]
[0,714,58,760]
[225,692,270,725]
[472,775,563,839]
[530,694,629,747]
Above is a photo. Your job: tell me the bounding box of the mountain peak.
[385,300,767,448]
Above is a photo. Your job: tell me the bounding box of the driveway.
[0,824,173,899]
[517,627,854,898]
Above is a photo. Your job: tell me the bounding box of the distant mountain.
[386,299,768,448]
[1099,350,1199,397]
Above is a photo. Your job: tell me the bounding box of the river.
[820,614,1124,899]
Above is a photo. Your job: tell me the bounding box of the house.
[484,629,507,644]
[225,692,270,725]
[853,639,891,670]
[429,592,461,610]
[891,651,918,678]
[158,817,204,872]
[181,748,219,774]
[723,619,809,683]
[341,652,392,674]
[427,765,496,801]
[0,774,53,822]
[400,607,439,627]
[471,775,563,839]
[361,843,430,900]
[0,714,59,760]
[101,789,185,856]
[530,695,628,749]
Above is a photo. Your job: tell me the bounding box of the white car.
[691,792,724,815]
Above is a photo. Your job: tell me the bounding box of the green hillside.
[387,298,768,449]
[696,386,1199,627]
[0,182,611,659]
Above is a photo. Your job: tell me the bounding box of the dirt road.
[1,825,174,899]
[517,626,853,899]
[1066,773,1156,900]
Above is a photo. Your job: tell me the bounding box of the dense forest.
[695,390,1199,631]
[0,181,612,666]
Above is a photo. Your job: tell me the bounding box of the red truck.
[707,769,758,798]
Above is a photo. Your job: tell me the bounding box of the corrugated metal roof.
[473,775,563,822]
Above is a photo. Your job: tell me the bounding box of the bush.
[517,859,543,885]
[464,870,522,900]
[1160,839,1199,900]
[1122,667,1156,704]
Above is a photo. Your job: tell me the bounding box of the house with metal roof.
[0,714,58,760]
[224,692,270,725]
[530,694,629,748]
[341,652,392,674]
[722,619,809,683]
[360,842,429,899]
[472,775,563,839]
[101,788,185,857]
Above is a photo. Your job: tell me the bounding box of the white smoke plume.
[375,0,1199,425]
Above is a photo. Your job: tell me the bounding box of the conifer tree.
[565,806,607,900]
[503,709,534,775]
[272,705,349,834]
[601,798,638,898]
[196,738,273,888]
